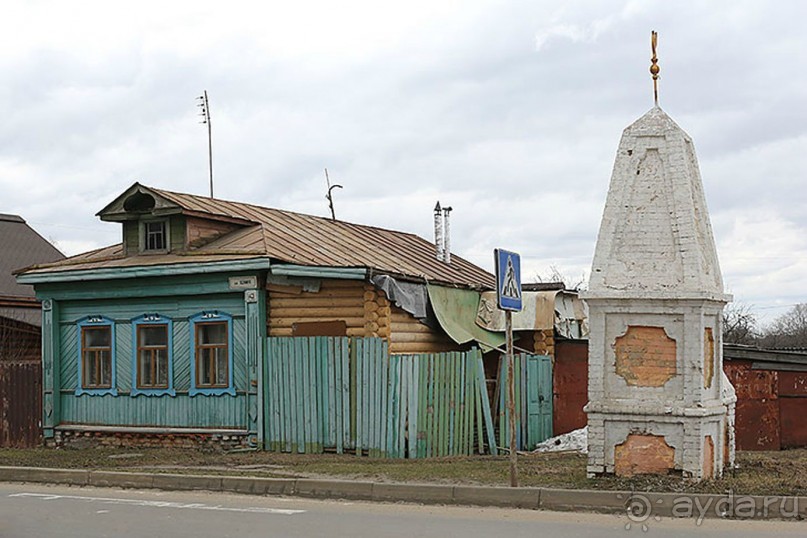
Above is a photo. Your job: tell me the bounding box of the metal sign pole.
[506,309,518,487]
[494,247,522,488]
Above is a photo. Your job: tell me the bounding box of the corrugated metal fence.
[264,337,498,457]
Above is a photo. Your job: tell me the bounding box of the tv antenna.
[324,168,343,220]
[196,90,213,197]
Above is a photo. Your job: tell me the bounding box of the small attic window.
[123,192,156,212]
[141,220,168,252]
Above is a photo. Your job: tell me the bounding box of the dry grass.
[1,447,805,496]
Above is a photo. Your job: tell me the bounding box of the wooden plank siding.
[54,292,249,429]
[121,215,186,255]
[185,216,241,249]
[122,221,139,256]
[267,278,459,354]
[60,392,245,428]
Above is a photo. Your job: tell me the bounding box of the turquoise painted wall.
[45,274,258,430]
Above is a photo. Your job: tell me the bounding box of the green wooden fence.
[497,353,553,451]
[263,337,497,458]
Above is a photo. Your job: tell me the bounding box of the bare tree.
[761,303,807,349]
[722,302,759,345]
[533,265,587,291]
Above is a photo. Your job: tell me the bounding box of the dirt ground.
[1,447,805,496]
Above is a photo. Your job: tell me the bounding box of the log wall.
[533,329,555,357]
[388,304,458,354]
[267,279,368,337]
[266,278,460,354]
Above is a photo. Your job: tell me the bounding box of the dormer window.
[145,221,166,250]
[141,219,169,253]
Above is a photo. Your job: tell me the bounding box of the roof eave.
[16,257,273,284]
[270,264,368,280]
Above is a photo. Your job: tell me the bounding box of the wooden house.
[16,183,498,449]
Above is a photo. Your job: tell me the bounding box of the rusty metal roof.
[23,186,495,289]
[0,214,64,297]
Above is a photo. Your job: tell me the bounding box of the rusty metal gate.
[0,316,43,447]
[0,360,42,447]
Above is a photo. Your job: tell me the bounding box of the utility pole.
[197,91,213,198]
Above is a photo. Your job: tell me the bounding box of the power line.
[27,221,106,231]
[754,303,804,310]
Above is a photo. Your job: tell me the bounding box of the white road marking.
[9,493,305,515]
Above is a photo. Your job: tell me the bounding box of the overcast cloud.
[1,0,804,326]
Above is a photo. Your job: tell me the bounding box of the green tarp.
[427,284,506,352]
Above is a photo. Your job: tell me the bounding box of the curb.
[1,466,804,521]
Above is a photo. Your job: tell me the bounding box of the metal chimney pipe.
[434,202,444,261]
[442,206,452,264]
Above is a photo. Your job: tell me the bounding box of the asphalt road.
[0,482,803,538]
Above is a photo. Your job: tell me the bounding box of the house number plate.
[229,276,257,290]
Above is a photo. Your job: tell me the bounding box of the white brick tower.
[582,101,736,479]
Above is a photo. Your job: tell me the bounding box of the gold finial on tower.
[650,31,660,106]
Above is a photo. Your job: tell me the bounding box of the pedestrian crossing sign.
[494,248,522,312]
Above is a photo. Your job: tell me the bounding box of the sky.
[1,0,804,327]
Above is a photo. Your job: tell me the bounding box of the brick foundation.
[614,326,676,387]
[52,429,251,451]
[703,435,715,479]
[704,328,714,389]
[614,433,675,476]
